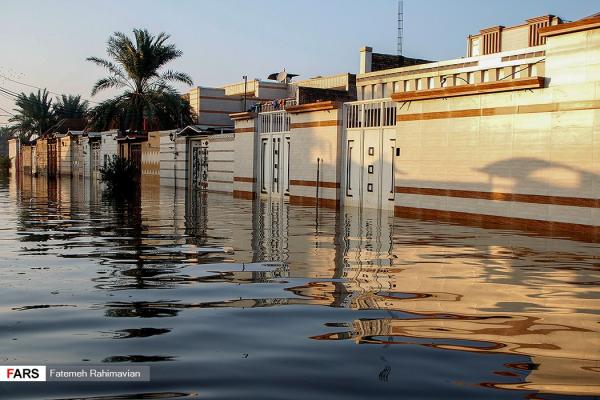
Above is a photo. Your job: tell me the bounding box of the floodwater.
[0,173,599,400]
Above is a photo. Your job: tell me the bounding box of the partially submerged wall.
[391,22,600,238]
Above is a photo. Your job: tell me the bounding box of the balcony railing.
[258,110,291,134]
[254,98,297,113]
[344,99,397,129]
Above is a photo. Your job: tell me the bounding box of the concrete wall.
[392,24,600,235]
[81,137,90,178]
[35,139,48,175]
[58,136,72,176]
[21,144,32,174]
[159,130,187,188]
[288,106,342,207]
[8,138,18,173]
[188,87,245,126]
[99,132,118,169]
[206,133,235,193]
[233,117,256,198]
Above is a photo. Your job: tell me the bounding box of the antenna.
[397,0,404,56]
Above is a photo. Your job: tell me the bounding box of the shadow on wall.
[396,157,599,199]
[478,157,598,199]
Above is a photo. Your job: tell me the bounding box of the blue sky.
[0,0,598,125]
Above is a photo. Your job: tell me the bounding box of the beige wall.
[288,108,342,205]
[35,139,47,175]
[206,134,235,193]
[58,136,71,176]
[232,118,256,197]
[393,26,600,228]
[159,130,186,188]
[8,139,18,173]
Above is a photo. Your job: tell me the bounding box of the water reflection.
[0,174,599,399]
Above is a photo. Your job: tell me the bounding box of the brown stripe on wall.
[208,179,233,184]
[395,186,599,208]
[234,176,255,183]
[397,99,600,121]
[394,206,600,243]
[200,110,236,114]
[198,96,243,101]
[290,179,340,189]
[539,15,600,37]
[289,195,339,209]
[233,190,256,200]
[234,127,254,133]
[286,101,338,113]
[392,77,544,102]
[289,120,341,129]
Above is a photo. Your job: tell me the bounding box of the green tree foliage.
[9,89,56,141]
[87,29,194,132]
[53,94,89,119]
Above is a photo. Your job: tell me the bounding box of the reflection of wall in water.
[251,198,289,263]
[317,221,600,397]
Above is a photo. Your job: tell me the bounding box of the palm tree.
[53,94,89,119]
[87,29,193,132]
[9,89,57,141]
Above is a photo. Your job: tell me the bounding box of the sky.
[0,0,598,126]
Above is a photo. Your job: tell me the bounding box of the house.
[340,13,599,238]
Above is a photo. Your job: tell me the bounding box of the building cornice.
[391,76,545,102]
[286,101,339,113]
[539,16,600,37]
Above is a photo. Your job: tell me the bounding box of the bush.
[0,155,10,172]
[99,155,139,191]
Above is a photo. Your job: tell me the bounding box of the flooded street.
[0,174,599,400]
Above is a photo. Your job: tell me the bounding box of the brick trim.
[286,101,339,113]
[397,99,600,121]
[200,110,236,114]
[230,112,256,121]
[395,186,599,208]
[234,127,255,133]
[289,120,341,129]
[539,16,600,37]
[392,77,545,102]
[290,179,340,189]
[234,176,255,183]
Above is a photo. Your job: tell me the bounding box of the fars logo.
[0,366,46,382]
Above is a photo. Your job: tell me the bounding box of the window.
[416,79,423,90]
[403,80,410,92]
[428,77,435,89]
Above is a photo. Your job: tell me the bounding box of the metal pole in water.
[316,158,320,208]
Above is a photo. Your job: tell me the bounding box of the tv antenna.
[397,0,404,56]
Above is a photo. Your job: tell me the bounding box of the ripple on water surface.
[0,174,598,400]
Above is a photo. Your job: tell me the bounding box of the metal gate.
[190,139,208,189]
[342,99,397,211]
[47,140,57,177]
[90,142,101,173]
